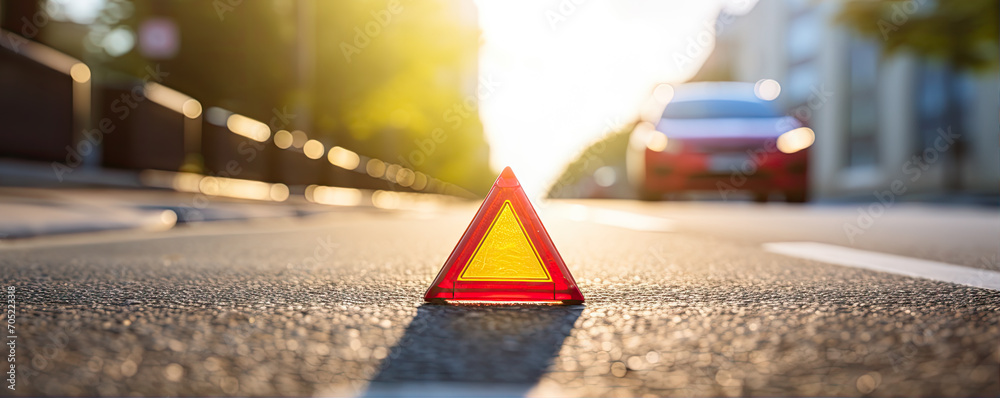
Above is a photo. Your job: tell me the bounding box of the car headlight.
[776,127,815,154]
[646,131,669,152]
[631,122,681,154]
[644,130,683,154]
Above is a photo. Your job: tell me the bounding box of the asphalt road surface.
[3,199,998,397]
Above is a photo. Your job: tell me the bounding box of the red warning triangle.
[425,167,584,304]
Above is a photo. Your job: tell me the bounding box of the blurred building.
[694,0,999,200]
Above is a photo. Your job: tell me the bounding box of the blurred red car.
[626,82,813,202]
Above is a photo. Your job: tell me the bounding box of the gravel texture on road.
[3,207,998,396]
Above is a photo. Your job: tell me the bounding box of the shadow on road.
[366,303,582,395]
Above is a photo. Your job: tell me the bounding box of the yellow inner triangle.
[458,201,552,282]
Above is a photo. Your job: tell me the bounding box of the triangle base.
[426,298,583,306]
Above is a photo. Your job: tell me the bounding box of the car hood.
[655,117,800,139]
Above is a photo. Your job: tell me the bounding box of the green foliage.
[313,0,492,193]
[548,124,633,198]
[838,0,999,72]
[104,0,492,193]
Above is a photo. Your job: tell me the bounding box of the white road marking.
[763,242,1000,291]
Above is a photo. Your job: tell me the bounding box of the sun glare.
[476,0,732,198]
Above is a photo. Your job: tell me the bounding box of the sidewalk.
[0,186,307,239]
[0,159,310,239]
[0,159,464,239]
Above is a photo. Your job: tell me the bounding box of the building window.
[846,35,879,168]
[914,61,973,157]
[785,8,819,105]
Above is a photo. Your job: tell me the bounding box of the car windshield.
[662,99,781,119]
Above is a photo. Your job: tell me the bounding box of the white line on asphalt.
[763,241,1000,291]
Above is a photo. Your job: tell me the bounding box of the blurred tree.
[838,0,998,191]
[9,0,494,194]
[838,0,998,72]
[548,124,632,199]
[131,0,299,122]
[314,0,493,194]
